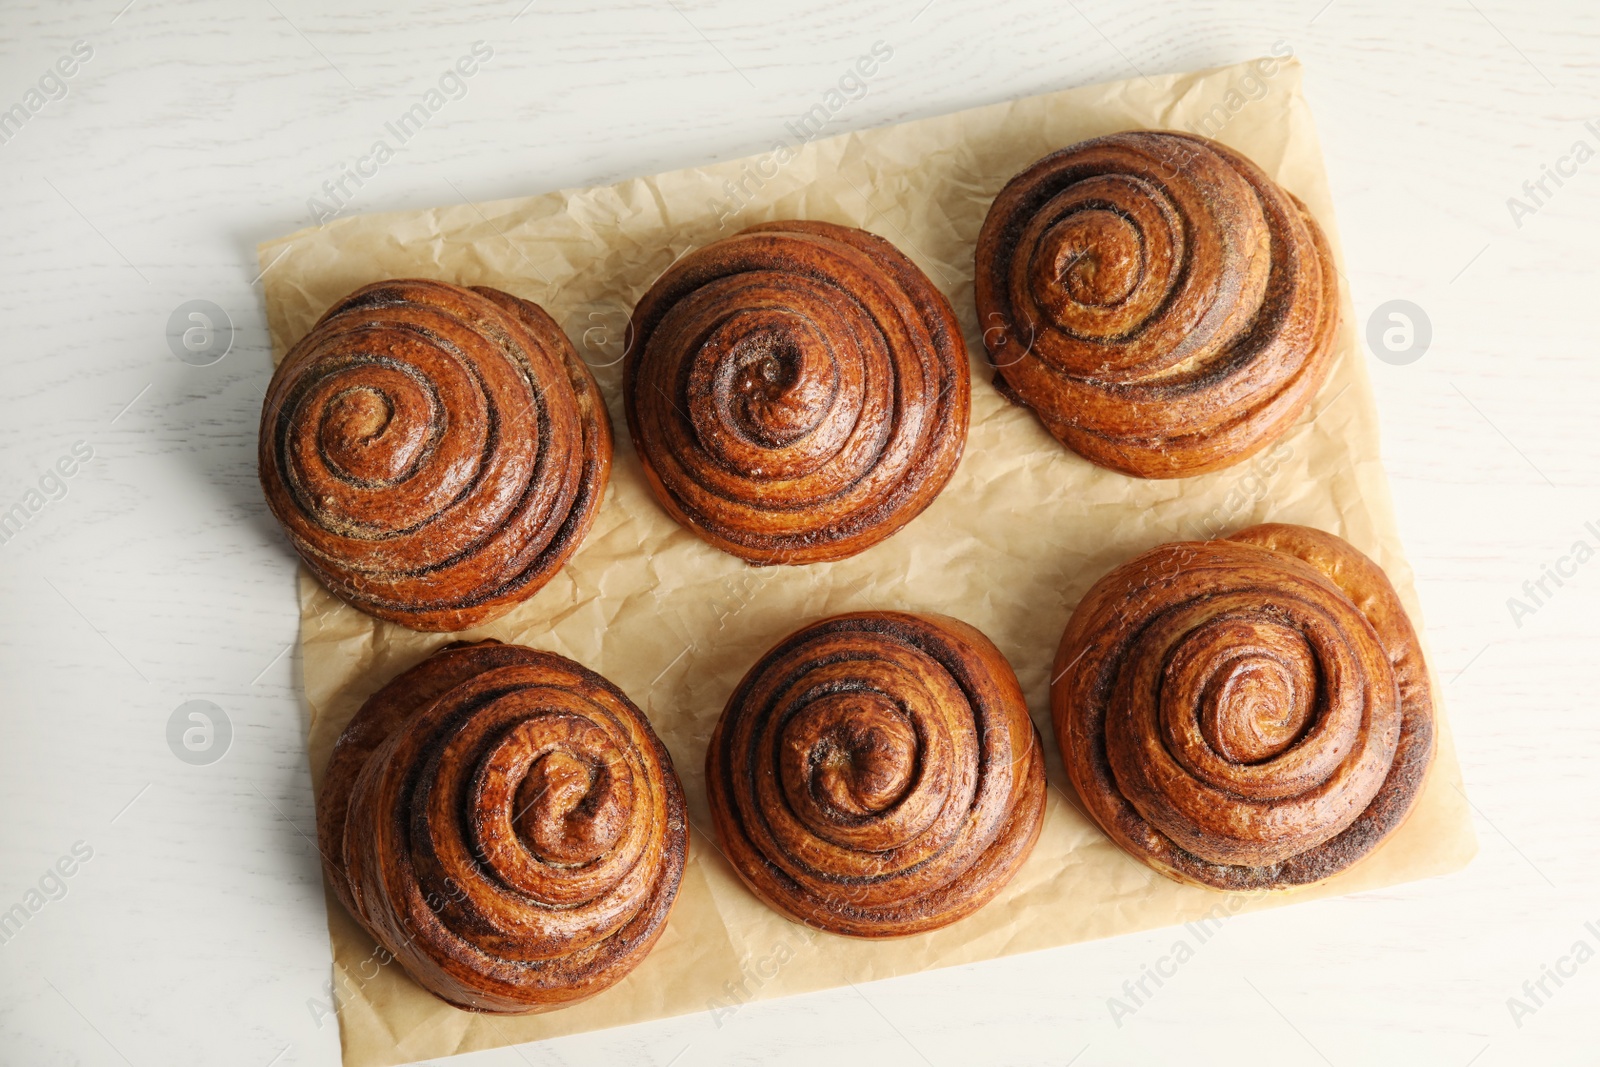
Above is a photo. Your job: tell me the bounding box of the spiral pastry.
[259,279,613,631]
[1052,524,1434,890]
[624,221,970,565]
[974,131,1340,479]
[316,640,687,1014]
[707,612,1046,937]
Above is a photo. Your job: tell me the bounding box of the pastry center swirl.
[702,311,836,450]
[315,378,429,487]
[1041,208,1143,309]
[1199,656,1303,762]
[1164,618,1317,766]
[1018,173,1186,362]
[783,691,919,819]
[470,710,637,886]
[775,677,947,855]
[512,748,626,867]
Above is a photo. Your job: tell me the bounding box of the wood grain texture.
[0,1,1596,1065]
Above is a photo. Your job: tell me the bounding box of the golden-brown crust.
[624,221,970,564]
[315,640,687,1013]
[1051,524,1434,890]
[974,131,1340,479]
[707,612,1046,937]
[258,279,613,631]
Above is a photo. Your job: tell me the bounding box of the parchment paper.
[258,58,1477,1067]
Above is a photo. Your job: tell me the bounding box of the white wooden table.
[1,1,1596,1064]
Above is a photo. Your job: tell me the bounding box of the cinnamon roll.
[707,612,1046,937]
[624,221,970,564]
[259,279,612,631]
[316,640,687,1013]
[975,131,1339,478]
[1052,524,1434,890]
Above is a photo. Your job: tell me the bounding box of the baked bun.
[259,279,611,631]
[1052,524,1434,890]
[625,221,969,564]
[707,611,1046,936]
[975,131,1339,478]
[316,639,687,1013]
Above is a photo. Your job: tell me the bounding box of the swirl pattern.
[316,640,687,1014]
[625,221,970,564]
[707,612,1046,937]
[259,279,612,631]
[1052,524,1435,890]
[974,131,1339,478]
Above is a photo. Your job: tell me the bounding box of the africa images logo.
[306,42,494,226]
[1505,519,1600,628]
[0,40,94,147]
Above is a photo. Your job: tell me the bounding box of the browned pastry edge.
[316,639,687,1013]
[1051,524,1435,891]
[974,131,1340,479]
[624,221,970,565]
[707,611,1047,937]
[259,279,613,632]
